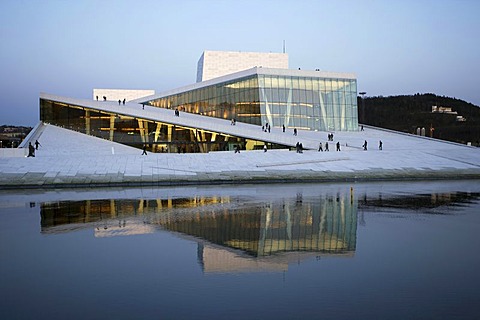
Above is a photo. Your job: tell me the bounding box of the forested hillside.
[357,93,480,145]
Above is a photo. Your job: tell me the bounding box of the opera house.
[1,50,479,188]
[39,50,358,153]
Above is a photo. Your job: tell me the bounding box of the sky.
[1,0,479,126]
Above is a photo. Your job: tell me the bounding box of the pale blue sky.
[1,0,479,126]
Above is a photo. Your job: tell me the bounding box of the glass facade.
[146,73,358,131]
[40,98,288,153]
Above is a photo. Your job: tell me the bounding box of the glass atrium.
[145,72,358,131]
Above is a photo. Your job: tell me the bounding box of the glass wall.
[146,73,358,131]
[149,75,262,125]
[40,98,288,153]
[259,75,358,131]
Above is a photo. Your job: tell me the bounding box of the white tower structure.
[196,50,289,82]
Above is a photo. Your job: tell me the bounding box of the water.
[1,181,479,320]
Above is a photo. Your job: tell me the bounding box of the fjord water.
[1,181,479,320]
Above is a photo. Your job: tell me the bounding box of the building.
[39,51,358,153]
[142,67,357,131]
[196,50,289,82]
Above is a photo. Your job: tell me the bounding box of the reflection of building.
[160,195,357,257]
[38,50,358,153]
[40,190,358,272]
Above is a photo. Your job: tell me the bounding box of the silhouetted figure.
[299,143,303,153]
[361,125,364,131]
[268,125,270,133]
[118,100,121,105]
[336,142,341,151]
[234,145,240,153]
[142,145,147,155]
[263,145,267,152]
[103,96,107,101]
[282,124,285,132]
[123,99,126,105]
[96,96,98,101]
[27,142,35,157]
[34,140,41,150]
[379,140,383,150]
[363,140,367,151]
[318,142,323,152]
[325,142,329,151]
[293,128,297,136]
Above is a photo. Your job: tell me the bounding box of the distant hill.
[358,93,480,146]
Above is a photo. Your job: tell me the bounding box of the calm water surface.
[1,181,479,320]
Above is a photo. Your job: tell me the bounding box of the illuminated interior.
[40,98,289,153]
[144,73,358,131]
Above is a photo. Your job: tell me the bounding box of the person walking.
[293,128,297,136]
[325,142,329,151]
[27,142,35,157]
[379,140,383,150]
[282,124,285,132]
[363,140,368,151]
[34,140,41,150]
[263,145,267,152]
[336,141,341,151]
[318,142,323,152]
[142,145,147,155]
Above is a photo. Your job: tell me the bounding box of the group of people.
[95,96,128,105]
[318,142,329,152]
[327,133,334,141]
[27,140,41,157]
[174,108,180,116]
[363,140,383,150]
[318,141,340,151]
[230,118,237,125]
[262,122,271,133]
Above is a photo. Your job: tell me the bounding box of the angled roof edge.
[133,67,357,104]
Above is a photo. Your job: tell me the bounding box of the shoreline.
[2,168,479,190]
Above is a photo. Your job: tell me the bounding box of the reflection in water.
[40,190,357,272]
[360,191,480,212]
[39,187,480,273]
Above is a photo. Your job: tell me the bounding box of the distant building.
[432,105,456,114]
[432,105,466,121]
